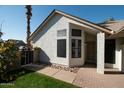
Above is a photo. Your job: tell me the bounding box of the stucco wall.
[115,38,124,70]
[85,33,96,42]
[85,33,96,63]
[31,13,101,67]
[32,14,70,66]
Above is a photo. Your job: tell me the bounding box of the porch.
[73,66,124,88]
[68,23,123,74]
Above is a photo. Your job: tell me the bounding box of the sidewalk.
[38,67,76,83]
[24,64,76,84]
[24,64,124,88]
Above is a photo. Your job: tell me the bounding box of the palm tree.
[0,31,3,41]
[25,5,32,49]
[0,23,3,42]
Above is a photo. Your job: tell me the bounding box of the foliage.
[0,41,20,81]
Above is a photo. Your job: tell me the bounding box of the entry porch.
[68,23,124,74]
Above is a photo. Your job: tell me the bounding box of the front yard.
[0,68,79,88]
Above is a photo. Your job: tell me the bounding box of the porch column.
[97,32,105,74]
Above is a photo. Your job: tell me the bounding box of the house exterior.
[29,9,124,74]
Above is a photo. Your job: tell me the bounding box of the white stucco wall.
[115,38,124,70]
[31,13,101,67]
[32,14,70,66]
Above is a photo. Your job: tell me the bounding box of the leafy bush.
[0,41,20,81]
[0,67,31,82]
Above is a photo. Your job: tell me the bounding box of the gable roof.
[99,20,124,33]
[29,9,113,40]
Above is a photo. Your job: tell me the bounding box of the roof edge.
[29,9,113,40]
[55,10,113,34]
[29,9,56,40]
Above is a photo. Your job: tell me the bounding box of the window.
[57,29,66,37]
[72,39,81,58]
[72,29,81,36]
[57,39,66,57]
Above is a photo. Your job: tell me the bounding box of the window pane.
[78,40,81,57]
[72,29,81,36]
[78,48,81,57]
[72,39,76,48]
[71,39,81,58]
[72,48,76,58]
[57,39,66,57]
[78,40,81,48]
[57,29,66,37]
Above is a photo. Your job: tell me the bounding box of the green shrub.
[0,41,20,81]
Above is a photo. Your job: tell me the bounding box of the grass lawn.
[0,69,79,88]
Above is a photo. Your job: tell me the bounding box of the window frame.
[57,29,67,37]
[71,39,82,58]
[57,39,66,58]
[71,29,82,37]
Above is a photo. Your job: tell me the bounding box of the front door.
[105,39,115,64]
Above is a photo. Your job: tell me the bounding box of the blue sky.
[0,5,124,42]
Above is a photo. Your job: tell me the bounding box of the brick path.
[24,64,124,88]
[73,67,124,88]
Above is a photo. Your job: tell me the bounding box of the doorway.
[105,39,115,64]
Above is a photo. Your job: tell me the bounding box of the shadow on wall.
[40,49,50,64]
[34,47,50,64]
[33,14,62,43]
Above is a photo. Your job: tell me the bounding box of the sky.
[0,5,124,42]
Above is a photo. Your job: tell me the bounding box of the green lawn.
[0,69,79,88]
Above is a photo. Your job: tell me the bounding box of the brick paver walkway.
[24,64,124,88]
[73,68,124,88]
